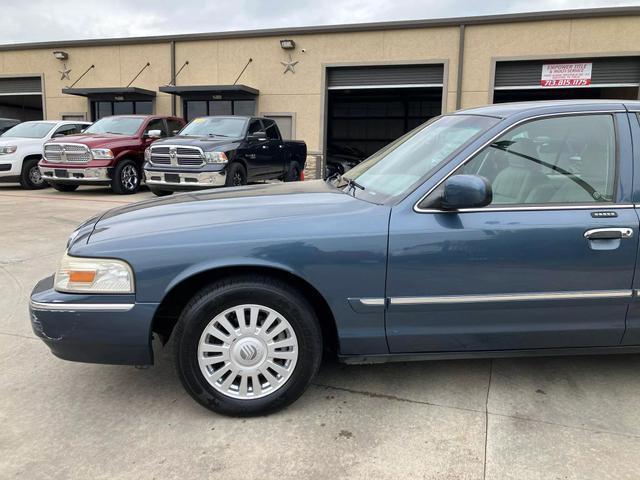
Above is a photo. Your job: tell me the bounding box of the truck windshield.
[84,117,145,135]
[180,117,247,137]
[337,114,500,203]
[2,122,55,138]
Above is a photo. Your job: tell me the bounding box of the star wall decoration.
[280,53,299,74]
[59,63,72,81]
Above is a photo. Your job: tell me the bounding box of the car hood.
[85,180,379,246]
[152,135,241,150]
[0,136,42,146]
[47,133,137,148]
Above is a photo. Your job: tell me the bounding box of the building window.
[61,113,87,121]
[91,100,153,120]
[183,99,256,122]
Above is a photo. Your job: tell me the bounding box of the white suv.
[0,120,91,189]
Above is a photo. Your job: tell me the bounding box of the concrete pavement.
[1,184,640,479]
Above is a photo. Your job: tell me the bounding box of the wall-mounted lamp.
[279,39,296,50]
[53,51,69,60]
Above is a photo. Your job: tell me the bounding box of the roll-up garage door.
[327,64,444,89]
[0,76,44,121]
[495,57,640,89]
[0,77,42,94]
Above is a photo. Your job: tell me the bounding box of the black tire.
[111,159,141,194]
[284,161,301,182]
[225,163,247,187]
[173,276,323,416]
[149,187,173,197]
[19,158,48,190]
[49,183,79,192]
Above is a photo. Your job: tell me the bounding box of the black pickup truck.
[143,116,306,195]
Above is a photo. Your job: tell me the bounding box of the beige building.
[0,6,639,177]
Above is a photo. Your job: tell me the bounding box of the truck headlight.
[144,148,151,162]
[0,145,17,155]
[91,148,114,160]
[204,151,228,164]
[54,253,134,294]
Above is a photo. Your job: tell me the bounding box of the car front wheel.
[20,158,48,189]
[173,276,323,416]
[111,160,141,194]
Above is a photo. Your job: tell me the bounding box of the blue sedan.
[31,100,640,415]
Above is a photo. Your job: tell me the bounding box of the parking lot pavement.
[2,185,640,480]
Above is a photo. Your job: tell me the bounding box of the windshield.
[338,115,500,203]
[180,117,247,137]
[2,122,54,138]
[84,117,144,135]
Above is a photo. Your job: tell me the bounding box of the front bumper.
[144,167,226,190]
[30,276,157,365]
[0,152,22,178]
[39,165,111,184]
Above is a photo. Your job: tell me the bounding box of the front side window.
[83,117,145,136]
[145,119,167,137]
[53,124,82,137]
[340,114,500,202]
[459,114,617,205]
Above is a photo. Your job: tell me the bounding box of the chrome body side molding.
[29,300,135,312]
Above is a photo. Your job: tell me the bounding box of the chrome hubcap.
[197,304,298,400]
[29,165,43,185]
[121,165,139,190]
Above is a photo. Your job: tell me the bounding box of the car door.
[240,119,268,178]
[386,112,638,353]
[262,119,285,175]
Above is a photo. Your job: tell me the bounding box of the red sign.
[541,63,592,87]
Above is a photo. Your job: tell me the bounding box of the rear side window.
[264,120,280,140]
[460,114,617,205]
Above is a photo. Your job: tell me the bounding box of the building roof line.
[0,6,638,52]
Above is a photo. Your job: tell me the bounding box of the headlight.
[0,145,17,155]
[54,253,134,294]
[91,148,114,160]
[144,148,151,162]
[204,151,228,164]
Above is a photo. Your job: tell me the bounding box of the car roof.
[454,100,640,118]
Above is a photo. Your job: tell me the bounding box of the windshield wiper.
[207,133,230,137]
[342,175,365,196]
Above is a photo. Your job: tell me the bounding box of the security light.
[280,39,296,50]
[53,51,68,60]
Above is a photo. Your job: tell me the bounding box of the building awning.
[61,87,157,101]
[159,84,259,100]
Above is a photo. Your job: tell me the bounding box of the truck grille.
[149,145,205,167]
[44,143,92,163]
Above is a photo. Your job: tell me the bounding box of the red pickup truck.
[40,115,185,194]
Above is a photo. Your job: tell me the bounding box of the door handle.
[584,228,634,240]
[262,145,269,149]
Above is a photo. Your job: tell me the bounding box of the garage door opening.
[0,77,43,121]
[493,57,640,104]
[325,64,443,177]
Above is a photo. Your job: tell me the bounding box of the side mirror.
[248,131,267,141]
[52,133,64,138]
[440,175,492,210]
[145,129,163,139]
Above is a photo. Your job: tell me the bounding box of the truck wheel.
[284,161,302,182]
[225,163,247,187]
[149,187,173,197]
[112,160,141,194]
[19,158,48,189]
[49,183,79,192]
[173,276,323,416]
